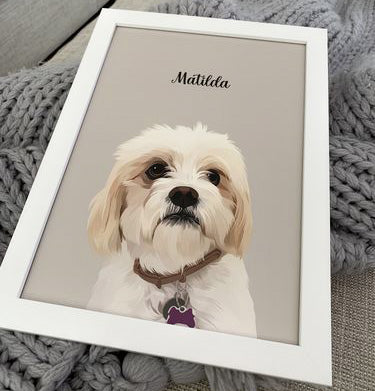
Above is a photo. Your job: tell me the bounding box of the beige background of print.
[22,27,305,344]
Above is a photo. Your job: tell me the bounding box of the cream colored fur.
[87,123,257,337]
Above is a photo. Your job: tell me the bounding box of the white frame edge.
[0,9,331,385]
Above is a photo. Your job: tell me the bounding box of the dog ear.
[224,182,252,258]
[87,163,126,254]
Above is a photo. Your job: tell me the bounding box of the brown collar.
[133,249,222,289]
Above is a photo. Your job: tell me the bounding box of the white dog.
[87,123,257,337]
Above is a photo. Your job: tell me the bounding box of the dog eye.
[145,162,168,180]
[207,170,220,186]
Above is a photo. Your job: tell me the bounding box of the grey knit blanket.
[0,1,375,390]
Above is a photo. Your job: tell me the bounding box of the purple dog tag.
[167,306,195,328]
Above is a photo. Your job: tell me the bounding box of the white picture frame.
[0,9,331,385]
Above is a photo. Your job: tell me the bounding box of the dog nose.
[169,186,199,208]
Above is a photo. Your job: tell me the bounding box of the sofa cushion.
[0,0,108,76]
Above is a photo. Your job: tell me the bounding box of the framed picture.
[0,9,331,385]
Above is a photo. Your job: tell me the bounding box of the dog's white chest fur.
[87,251,257,337]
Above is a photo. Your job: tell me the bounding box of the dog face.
[88,123,252,267]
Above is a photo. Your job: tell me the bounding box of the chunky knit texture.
[0,1,375,391]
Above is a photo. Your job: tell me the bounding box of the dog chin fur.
[87,123,257,337]
[128,224,214,274]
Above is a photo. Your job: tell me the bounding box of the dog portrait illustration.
[87,123,257,337]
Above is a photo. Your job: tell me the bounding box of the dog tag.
[162,297,185,320]
[167,305,195,328]
[162,282,195,327]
